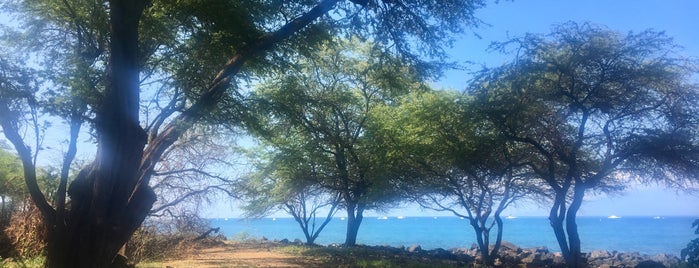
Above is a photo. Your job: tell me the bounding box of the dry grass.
[136,240,469,268]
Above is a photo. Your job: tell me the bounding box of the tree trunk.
[307,202,338,245]
[491,210,504,265]
[467,217,489,264]
[549,190,570,260]
[344,202,364,246]
[565,185,586,268]
[44,1,153,267]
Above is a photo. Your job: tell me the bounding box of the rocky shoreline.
[275,238,684,267]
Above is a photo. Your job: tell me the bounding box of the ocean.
[209,216,696,256]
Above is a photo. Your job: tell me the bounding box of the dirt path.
[138,241,326,268]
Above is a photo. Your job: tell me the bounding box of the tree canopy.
[469,22,699,267]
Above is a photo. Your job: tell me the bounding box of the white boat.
[653,216,662,219]
[396,216,405,220]
[607,214,621,219]
[378,216,388,220]
[505,215,517,219]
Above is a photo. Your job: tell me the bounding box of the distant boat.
[653,216,663,220]
[608,215,621,219]
[397,216,405,220]
[505,215,517,219]
[378,216,388,220]
[340,217,346,221]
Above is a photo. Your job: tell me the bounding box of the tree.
[1,0,488,266]
[0,146,26,222]
[372,90,536,265]
[241,145,341,245]
[251,40,425,246]
[470,22,699,267]
[681,219,699,265]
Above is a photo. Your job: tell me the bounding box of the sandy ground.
[137,241,326,268]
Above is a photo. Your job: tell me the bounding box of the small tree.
[251,40,424,246]
[372,90,535,265]
[241,145,341,245]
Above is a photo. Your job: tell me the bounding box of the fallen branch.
[193,227,221,241]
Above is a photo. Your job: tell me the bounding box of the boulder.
[428,248,452,259]
[552,253,566,266]
[651,253,680,267]
[535,246,549,254]
[521,254,536,264]
[590,250,612,259]
[408,244,422,253]
[500,241,521,252]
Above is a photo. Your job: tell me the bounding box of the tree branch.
[136,0,341,201]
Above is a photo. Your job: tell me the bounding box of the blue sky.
[438,0,699,90]
[204,0,699,218]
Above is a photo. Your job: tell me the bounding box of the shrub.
[3,205,46,259]
[125,214,225,264]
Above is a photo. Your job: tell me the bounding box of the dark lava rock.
[635,260,666,268]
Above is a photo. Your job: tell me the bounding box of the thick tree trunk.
[344,202,364,246]
[44,1,153,267]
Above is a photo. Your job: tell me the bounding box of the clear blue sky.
[203,0,699,218]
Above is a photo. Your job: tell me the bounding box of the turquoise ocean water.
[210,216,695,256]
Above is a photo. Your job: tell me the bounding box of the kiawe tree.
[470,22,699,267]
[372,89,536,266]
[250,40,426,246]
[0,0,487,266]
[240,144,341,245]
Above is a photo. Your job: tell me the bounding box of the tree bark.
[344,202,364,246]
[44,1,153,267]
[549,190,570,260]
[565,184,586,268]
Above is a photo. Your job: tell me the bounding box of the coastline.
[211,216,696,256]
[139,238,687,268]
